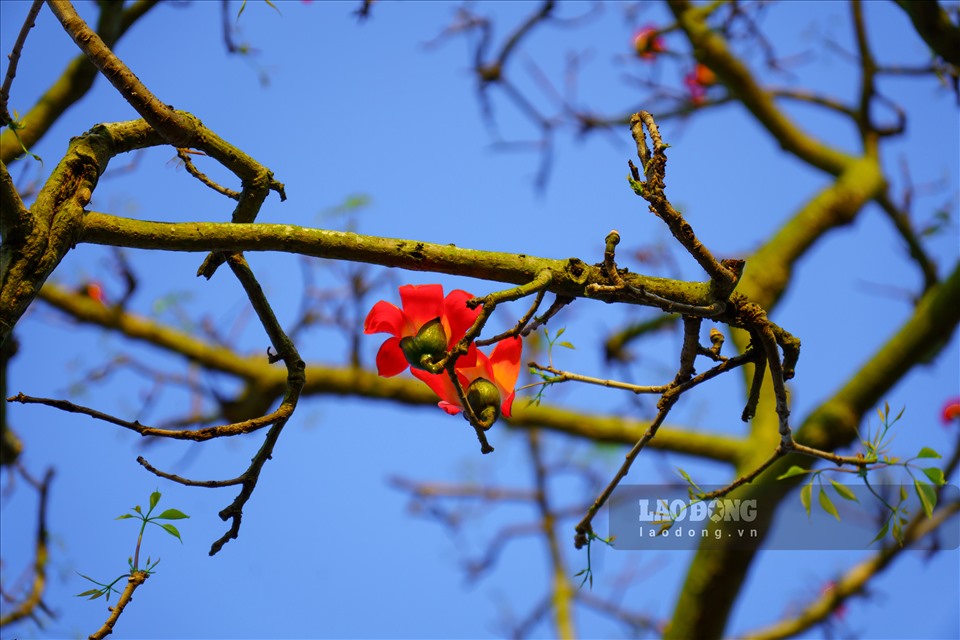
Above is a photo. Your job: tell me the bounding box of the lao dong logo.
[638,497,758,524]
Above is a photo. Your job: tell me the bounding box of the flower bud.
[399,318,448,371]
[466,377,501,430]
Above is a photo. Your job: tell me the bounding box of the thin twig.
[87,571,148,640]
[0,0,44,125]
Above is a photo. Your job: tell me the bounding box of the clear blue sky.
[2,1,958,638]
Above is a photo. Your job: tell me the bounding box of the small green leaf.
[916,447,942,460]
[557,341,576,349]
[158,523,183,542]
[892,518,904,546]
[818,487,840,521]
[149,491,161,511]
[829,480,858,502]
[777,465,808,480]
[899,485,909,502]
[921,467,946,486]
[75,588,103,599]
[676,467,701,491]
[914,479,937,518]
[800,482,812,517]
[115,513,136,520]
[155,508,190,520]
[869,521,890,545]
[555,327,565,338]
[133,505,142,514]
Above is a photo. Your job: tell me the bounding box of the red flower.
[411,336,522,427]
[82,281,106,305]
[364,284,480,377]
[633,26,665,61]
[942,397,960,426]
[684,64,716,105]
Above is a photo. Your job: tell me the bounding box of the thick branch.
[79,211,720,310]
[893,0,960,67]
[667,0,854,176]
[46,0,192,146]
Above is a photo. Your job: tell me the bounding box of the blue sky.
[2,1,958,638]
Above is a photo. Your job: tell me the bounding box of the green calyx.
[399,318,448,372]
[466,377,501,430]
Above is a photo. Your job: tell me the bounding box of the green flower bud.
[399,318,448,371]
[466,377,501,430]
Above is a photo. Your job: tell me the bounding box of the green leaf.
[149,490,161,511]
[818,487,840,521]
[869,521,890,545]
[158,523,183,542]
[916,447,942,460]
[75,588,103,599]
[922,467,946,486]
[555,327,565,338]
[892,518,904,546]
[914,479,937,518]
[829,480,858,502]
[676,467,701,491]
[557,341,576,349]
[800,482,812,517]
[899,485,909,502]
[115,513,136,520]
[155,508,190,520]
[776,465,808,480]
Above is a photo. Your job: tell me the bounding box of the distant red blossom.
[632,25,665,61]
[82,282,105,305]
[942,397,960,426]
[684,64,717,105]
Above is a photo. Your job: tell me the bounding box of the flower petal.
[443,289,481,345]
[501,390,516,418]
[411,368,465,411]
[437,401,462,415]
[399,284,445,329]
[375,337,409,377]
[364,300,404,336]
[488,337,523,395]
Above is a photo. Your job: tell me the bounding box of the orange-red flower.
[411,336,523,427]
[633,26,665,61]
[684,63,716,105]
[942,397,960,426]
[82,281,106,305]
[364,284,480,377]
